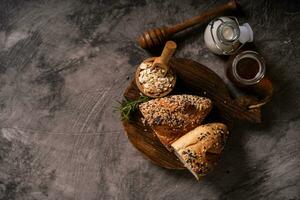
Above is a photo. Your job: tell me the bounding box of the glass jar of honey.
[227,51,266,87]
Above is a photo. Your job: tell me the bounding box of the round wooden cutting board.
[122,58,272,169]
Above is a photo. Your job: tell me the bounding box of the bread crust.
[171,123,229,180]
[139,95,212,150]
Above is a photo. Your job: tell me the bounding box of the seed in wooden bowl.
[138,62,175,96]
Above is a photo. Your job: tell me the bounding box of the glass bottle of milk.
[204,16,253,55]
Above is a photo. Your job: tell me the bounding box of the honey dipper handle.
[138,0,238,50]
[167,0,237,35]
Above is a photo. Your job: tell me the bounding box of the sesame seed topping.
[139,95,212,130]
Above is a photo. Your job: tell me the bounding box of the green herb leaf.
[115,95,149,120]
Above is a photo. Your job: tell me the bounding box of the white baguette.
[171,123,229,180]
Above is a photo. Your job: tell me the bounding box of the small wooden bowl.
[135,57,177,98]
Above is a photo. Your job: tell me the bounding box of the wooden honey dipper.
[138,0,238,50]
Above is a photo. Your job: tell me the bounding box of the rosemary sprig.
[115,95,149,120]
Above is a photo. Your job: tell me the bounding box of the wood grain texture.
[122,113,184,169]
[123,58,266,169]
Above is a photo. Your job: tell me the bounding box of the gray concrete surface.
[0,0,299,199]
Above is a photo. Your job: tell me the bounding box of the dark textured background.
[0,0,299,199]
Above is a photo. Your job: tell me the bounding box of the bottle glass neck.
[217,22,240,44]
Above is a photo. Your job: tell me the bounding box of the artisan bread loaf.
[171,123,229,180]
[139,95,212,150]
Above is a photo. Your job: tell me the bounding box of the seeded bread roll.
[171,123,229,180]
[139,95,212,150]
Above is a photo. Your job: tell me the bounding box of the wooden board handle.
[247,78,273,109]
[138,0,238,50]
